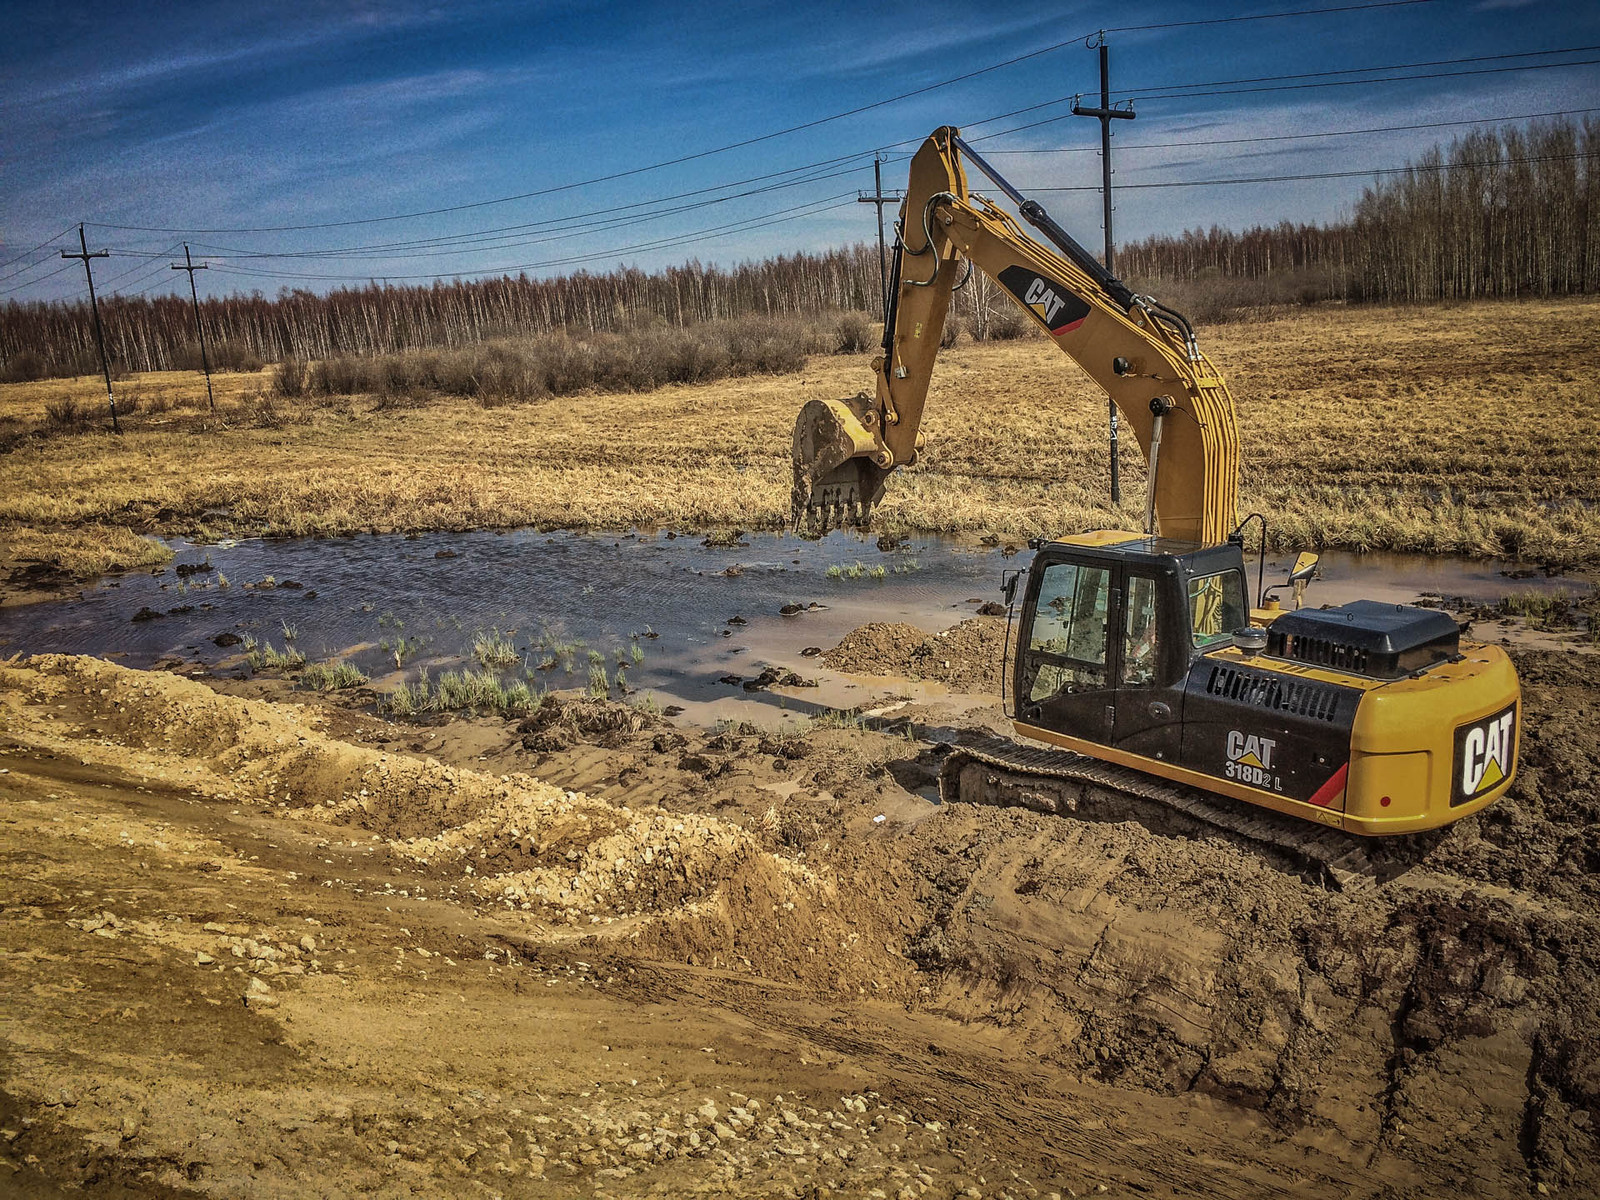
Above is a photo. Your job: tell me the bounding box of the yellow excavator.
[792,127,1520,878]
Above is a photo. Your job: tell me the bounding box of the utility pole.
[61,224,118,433]
[1073,35,1136,506]
[171,244,215,410]
[857,156,903,325]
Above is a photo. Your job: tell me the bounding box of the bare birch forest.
[3,117,1594,382]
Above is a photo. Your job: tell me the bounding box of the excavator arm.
[792,126,1241,545]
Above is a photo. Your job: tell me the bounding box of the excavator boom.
[792,126,1240,544]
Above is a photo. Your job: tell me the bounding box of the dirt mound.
[897,795,1600,1193]
[1,654,906,997]
[824,617,1006,692]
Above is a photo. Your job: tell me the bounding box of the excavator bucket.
[790,394,891,532]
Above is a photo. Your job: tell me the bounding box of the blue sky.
[1,0,1595,302]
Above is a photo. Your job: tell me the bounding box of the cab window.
[1026,561,1110,700]
[1122,574,1160,685]
[1030,562,1110,662]
[1188,570,1247,649]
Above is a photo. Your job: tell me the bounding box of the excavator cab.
[1013,535,1249,768]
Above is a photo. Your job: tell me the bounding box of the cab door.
[1015,557,1116,740]
[1110,567,1184,764]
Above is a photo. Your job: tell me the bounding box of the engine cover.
[1265,600,1460,679]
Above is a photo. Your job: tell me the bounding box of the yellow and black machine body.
[1012,533,1520,835]
[791,126,1521,837]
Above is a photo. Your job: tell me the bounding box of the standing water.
[0,528,1580,723]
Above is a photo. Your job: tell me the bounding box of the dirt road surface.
[2,637,1597,1198]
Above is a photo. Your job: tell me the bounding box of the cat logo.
[1023,278,1066,325]
[996,266,1090,334]
[1224,730,1282,791]
[1454,703,1517,802]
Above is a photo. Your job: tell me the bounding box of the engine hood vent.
[1265,600,1459,680]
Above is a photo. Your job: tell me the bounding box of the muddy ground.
[2,627,1598,1198]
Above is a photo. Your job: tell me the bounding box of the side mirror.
[1001,570,1021,607]
[1232,627,1268,657]
[1288,551,1319,610]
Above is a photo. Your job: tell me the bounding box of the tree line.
[1118,116,1600,304]
[3,116,1594,381]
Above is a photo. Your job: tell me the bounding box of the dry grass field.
[2,296,1597,581]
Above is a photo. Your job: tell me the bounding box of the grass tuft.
[300,660,368,691]
[380,666,542,717]
[472,628,518,668]
[246,638,306,671]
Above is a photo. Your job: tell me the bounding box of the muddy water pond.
[0,528,1581,725]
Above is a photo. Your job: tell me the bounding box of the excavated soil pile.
[0,654,904,998]
[824,616,1008,692]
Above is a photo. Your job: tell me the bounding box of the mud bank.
[2,645,1598,1196]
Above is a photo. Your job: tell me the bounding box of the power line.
[74,42,1576,272]
[97,245,183,290]
[193,162,868,264]
[16,14,1581,295]
[195,158,871,259]
[1124,44,1599,100]
[0,253,68,288]
[204,194,858,284]
[1026,149,1596,192]
[0,225,77,275]
[82,1,1441,236]
[98,94,1066,267]
[980,108,1600,155]
[108,257,189,297]
[1125,54,1600,104]
[119,59,1570,270]
[102,143,1600,290]
[0,259,78,297]
[1101,0,1436,36]
[965,55,1600,147]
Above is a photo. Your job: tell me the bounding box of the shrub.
[309,356,372,396]
[246,639,305,671]
[983,307,1032,341]
[211,339,265,373]
[473,629,518,668]
[380,666,541,716]
[273,357,307,397]
[43,398,86,429]
[251,390,285,428]
[834,311,875,354]
[1,349,46,383]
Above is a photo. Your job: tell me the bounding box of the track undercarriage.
[938,737,1437,891]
